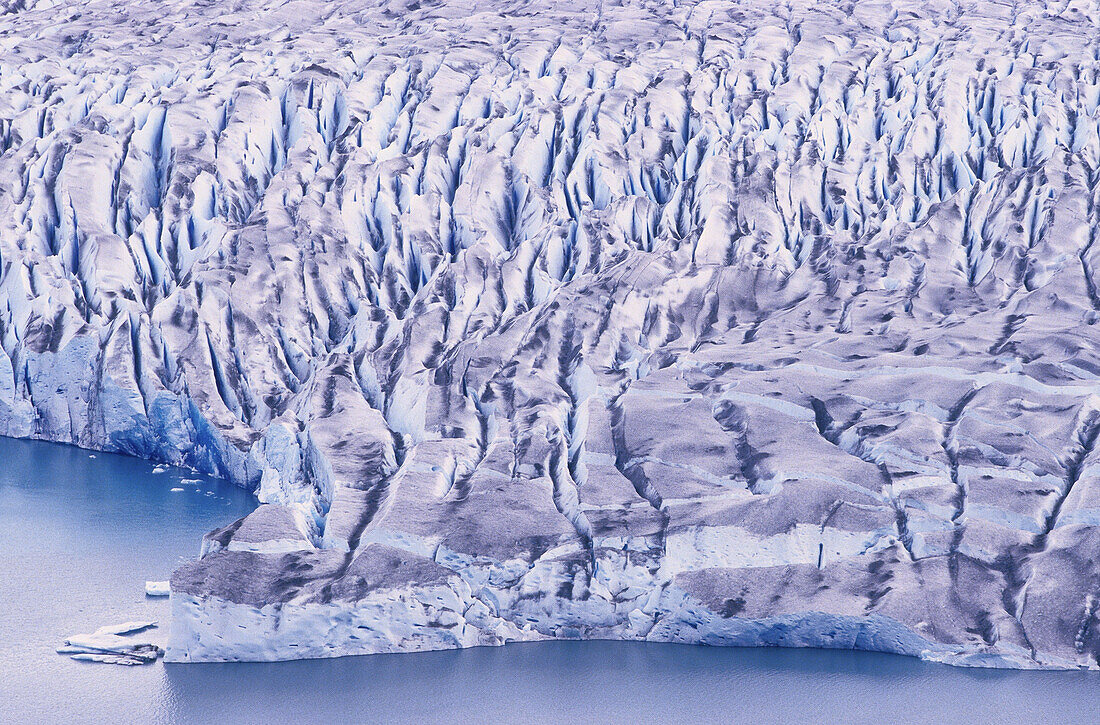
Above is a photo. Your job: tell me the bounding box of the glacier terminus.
[1,0,1100,669]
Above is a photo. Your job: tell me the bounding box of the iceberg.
[58,622,164,665]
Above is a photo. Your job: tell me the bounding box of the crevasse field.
[1,0,1100,670]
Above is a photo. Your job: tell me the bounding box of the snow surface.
[2,0,1100,668]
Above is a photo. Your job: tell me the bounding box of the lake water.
[1,436,1096,724]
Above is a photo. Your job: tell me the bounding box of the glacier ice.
[2,0,1100,668]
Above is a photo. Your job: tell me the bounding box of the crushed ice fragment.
[145,581,170,597]
[93,621,158,636]
[59,621,163,665]
[70,653,149,666]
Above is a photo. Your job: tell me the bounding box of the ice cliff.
[1,0,1099,668]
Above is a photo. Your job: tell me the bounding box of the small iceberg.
[69,652,155,666]
[145,581,170,597]
[58,621,164,665]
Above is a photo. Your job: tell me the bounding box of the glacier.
[2,0,1100,669]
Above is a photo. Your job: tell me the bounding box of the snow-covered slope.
[2,0,1099,668]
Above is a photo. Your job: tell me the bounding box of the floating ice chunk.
[59,621,163,665]
[145,581,170,597]
[69,641,161,663]
[152,465,168,474]
[170,487,184,492]
[66,632,140,650]
[91,621,158,636]
[70,653,150,666]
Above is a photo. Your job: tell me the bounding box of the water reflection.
[158,641,1098,724]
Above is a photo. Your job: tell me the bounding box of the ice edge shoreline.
[2,431,1091,672]
[165,587,1093,671]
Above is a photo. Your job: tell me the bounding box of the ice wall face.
[2,0,1100,667]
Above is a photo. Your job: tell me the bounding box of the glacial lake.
[1,436,1096,724]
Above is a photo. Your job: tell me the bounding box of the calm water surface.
[1,437,1096,724]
